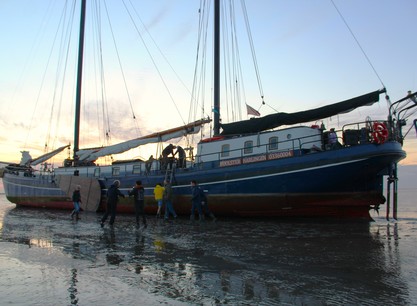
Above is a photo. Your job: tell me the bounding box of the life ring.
[371,122,388,144]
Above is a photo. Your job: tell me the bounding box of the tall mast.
[213,0,220,136]
[73,0,86,160]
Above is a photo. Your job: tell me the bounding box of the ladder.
[164,165,175,183]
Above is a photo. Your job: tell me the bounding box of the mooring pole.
[386,176,391,221]
[393,163,398,220]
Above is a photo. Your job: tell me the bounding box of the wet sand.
[1,192,417,305]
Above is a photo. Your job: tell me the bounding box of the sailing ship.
[2,1,416,219]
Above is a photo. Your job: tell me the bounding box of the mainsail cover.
[29,145,70,166]
[220,89,385,135]
[78,119,211,162]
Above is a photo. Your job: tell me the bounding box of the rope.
[241,0,264,103]
[122,0,186,126]
[103,1,141,137]
[331,0,385,89]
[40,1,77,153]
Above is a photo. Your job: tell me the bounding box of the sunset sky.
[0,0,416,165]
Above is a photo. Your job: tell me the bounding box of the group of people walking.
[71,179,216,228]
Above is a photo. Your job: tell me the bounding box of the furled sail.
[78,118,211,162]
[29,145,70,166]
[220,89,385,135]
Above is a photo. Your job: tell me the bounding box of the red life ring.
[371,122,388,144]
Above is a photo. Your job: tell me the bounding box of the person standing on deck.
[328,128,337,149]
[100,180,125,228]
[175,145,186,168]
[162,144,176,170]
[145,155,154,173]
[71,185,82,220]
[128,180,147,229]
[163,180,177,220]
[153,183,165,218]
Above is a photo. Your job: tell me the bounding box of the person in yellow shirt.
[153,183,165,218]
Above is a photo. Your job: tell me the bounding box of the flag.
[246,104,260,117]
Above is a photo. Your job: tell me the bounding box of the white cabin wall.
[196,126,322,163]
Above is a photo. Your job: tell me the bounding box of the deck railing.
[27,119,398,179]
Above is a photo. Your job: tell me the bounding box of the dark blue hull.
[2,141,405,219]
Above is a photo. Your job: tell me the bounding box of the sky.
[0,0,416,166]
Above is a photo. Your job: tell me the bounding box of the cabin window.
[269,136,279,150]
[94,168,100,177]
[132,165,141,174]
[221,144,230,157]
[112,167,120,176]
[244,141,253,154]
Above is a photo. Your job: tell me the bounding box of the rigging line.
[391,95,414,116]
[197,0,210,125]
[240,0,264,101]
[91,2,103,145]
[10,1,55,118]
[230,1,255,120]
[231,31,247,121]
[197,0,214,137]
[189,1,203,124]
[45,5,71,151]
[90,1,104,145]
[399,105,417,121]
[221,0,243,123]
[265,103,279,113]
[92,1,112,146]
[189,0,210,124]
[123,0,186,126]
[128,0,203,123]
[222,0,233,122]
[403,116,417,138]
[102,1,141,136]
[330,0,385,89]
[24,1,74,151]
[229,0,244,122]
[51,1,77,152]
[198,0,211,124]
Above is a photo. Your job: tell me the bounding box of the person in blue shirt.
[100,180,125,228]
[190,180,204,221]
[71,185,81,221]
[129,180,147,229]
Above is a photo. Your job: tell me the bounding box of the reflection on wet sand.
[68,268,78,305]
[0,205,414,305]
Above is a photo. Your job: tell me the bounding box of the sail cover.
[78,119,210,162]
[29,145,70,166]
[220,89,385,135]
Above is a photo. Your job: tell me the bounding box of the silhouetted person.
[129,180,147,229]
[175,146,186,168]
[163,180,177,220]
[71,185,81,220]
[190,180,204,221]
[145,155,154,173]
[101,180,125,227]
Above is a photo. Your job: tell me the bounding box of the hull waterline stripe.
[3,180,61,191]
[4,157,374,192]
[174,158,369,188]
